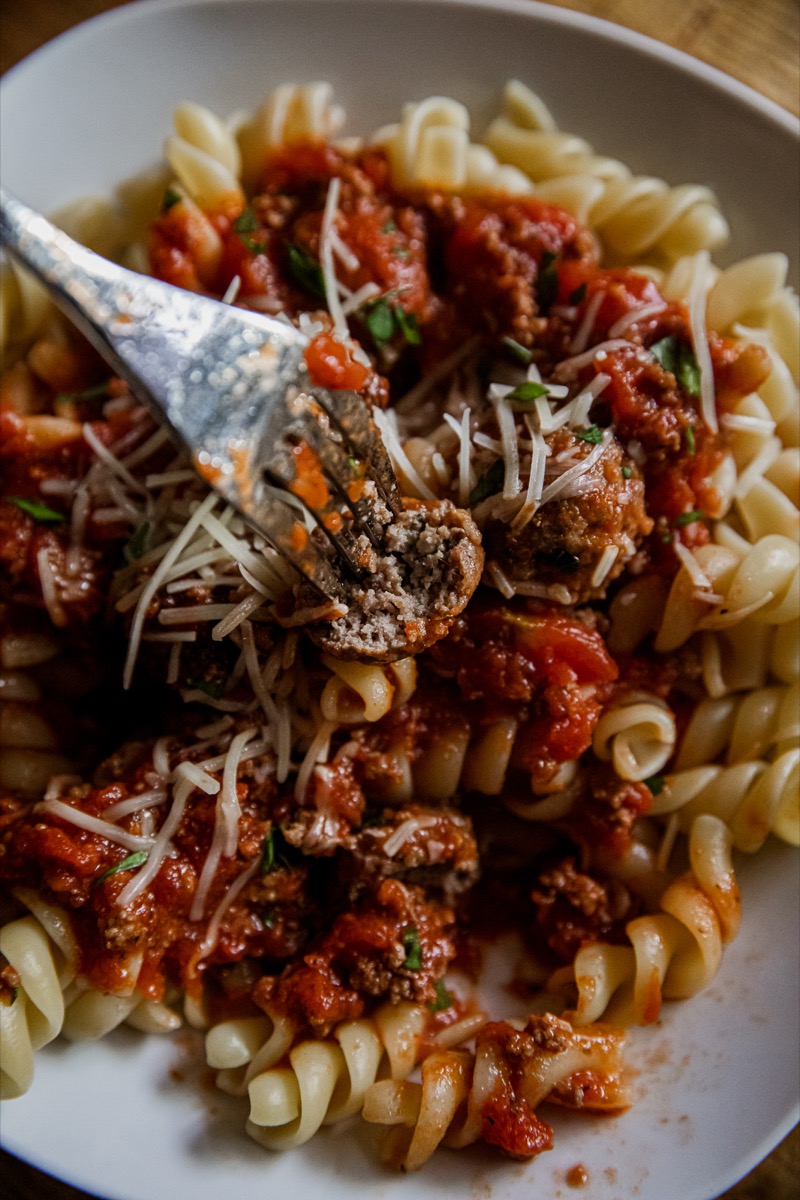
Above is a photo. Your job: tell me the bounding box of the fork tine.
[311,387,403,516]
[0,188,406,602]
[263,406,375,575]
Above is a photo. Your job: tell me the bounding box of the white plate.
[1,3,798,1198]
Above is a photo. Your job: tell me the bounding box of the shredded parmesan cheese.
[687,250,718,432]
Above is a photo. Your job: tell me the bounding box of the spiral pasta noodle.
[236,82,346,185]
[206,1001,438,1149]
[675,682,800,769]
[362,1012,628,1170]
[371,95,531,195]
[591,693,676,781]
[0,897,77,1099]
[652,750,799,852]
[555,814,741,1025]
[165,101,245,213]
[482,80,729,262]
[655,532,800,652]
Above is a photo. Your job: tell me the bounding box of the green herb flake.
[569,282,587,305]
[161,187,182,212]
[393,247,410,260]
[502,336,533,365]
[505,381,550,406]
[262,830,277,873]
[684,425,696,456]
[364,297,396,345]
[261,828,293,874]
[645,775,665,796]
[428,980,453,1013]
[55,382,110,407]
[469,459,505,506]
[661,532,674,544]
[575,424,603,445]
[286,243,325,297]
[8,496,65,524]
[675,509,706,527]
[536,251,558,314]
[650,336,701,398]
[382,220,397,234]
[96,850,149,885]
[187,679,224,699]
[124,521,151,563]
[621,465,633,480]
[395,305,421,346]
[233,207,266,255]
[401,925,423,971]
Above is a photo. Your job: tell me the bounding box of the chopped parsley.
[124,521,150,563]
[364,297,396,344]
[234,207,266,255]
[382,220,397,234]
[575,424,603,445]
[650,336,701,398]
[469,459,505,506]
[96,851,149,884]
[401,925,423,971]
[261,828,294,874]
[428,980,453,1013]
[8,497,65,524]
[502,336,533,365]
[645,775,665,796]
[286,243,326,297]
[363,297,420,348]
[621,465,633,480]
[393,247,410,260]
[395,305,421,345]
[684,425,696,456]
[536,250,558,314]
[55,382,109,408]
[186,679,224,699]
[505,381,550,407]
[675,509,706,526]
[161,187,182,211]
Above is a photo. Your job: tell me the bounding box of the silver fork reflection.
[0,186,402,600]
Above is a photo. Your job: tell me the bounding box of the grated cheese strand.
[115,769,195,908]
[687,250,718,432]
[320,176,350,341]
[38,799,154,851]
[124,493,218,689]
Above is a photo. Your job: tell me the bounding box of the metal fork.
[0,186,402,600]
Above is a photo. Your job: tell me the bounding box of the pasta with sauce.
[0,77,798,1174]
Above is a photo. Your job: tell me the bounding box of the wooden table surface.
[1,1,798,1198]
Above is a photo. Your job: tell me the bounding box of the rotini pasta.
[1,69,798,1184]
[0,898,77,1100]
[362,1012,629,1169]
[243,1001,431,1150]
[652,751,800,852]
[591,693,676,781]
[553,815,741,1026]
[483,80,730,262]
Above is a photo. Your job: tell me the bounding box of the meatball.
[307,497,484,662]
[485,429,651,603]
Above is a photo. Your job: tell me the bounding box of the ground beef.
[306,497,483,661]
[484,429,652,603]
[337,804,479,902]
[259,877,455,1034]
[530,856,635,962]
